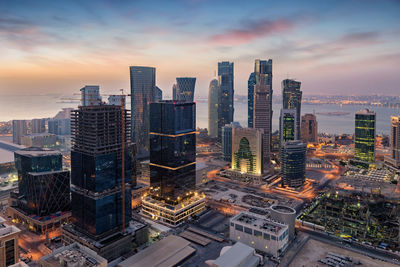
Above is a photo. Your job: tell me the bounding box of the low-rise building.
[230,212,289,257]
[40,242,107,267]
[207,242,261,267]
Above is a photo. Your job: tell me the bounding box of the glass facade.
[208,79,219,138]
[247,72,256,128]
[217,62,234,139]
[281,140,306,187]
[354,109,376,164]
[282,79,302,140]
[149,101,196,203]
[280,109,296,144]
[174,77,196,102]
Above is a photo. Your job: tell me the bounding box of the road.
[298,227,400,266]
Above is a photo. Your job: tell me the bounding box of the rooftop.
[0,216,21,237]
[117,235,195,267]
[15,147,61,157]
[356,109,376,115]
[232,212,286,234]
[213,242,259,267]
[40,242,107,267]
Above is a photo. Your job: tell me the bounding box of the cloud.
[207,18,294,46]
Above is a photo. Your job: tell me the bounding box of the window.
[231,222,234,227]
[263,233,270,240]
[254,230,262,238]
[235,224,243,232]
[271,235,276,241]
[244,227,252,234]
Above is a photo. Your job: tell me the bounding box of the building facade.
[0,217,21,267]
[301,113,318,143]
[281,140,306,187]
[208,79,219,138]
[222,122,241,162]
[231,127,263,176]
[12,120,28,145]
[80,85,101,106]
[354,109,376,166]
[280,109,297,144]
[385,116,400,169]
[130,66,156,159]
[31,118,46,134]
[217,62,234,139]
[253,77,271,168]
[173,77,196,102]
[48,119,71,135]
[282,79,302,140]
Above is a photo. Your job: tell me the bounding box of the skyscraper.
[282,79,302,140]
[31,118,46,134]
[173,77,196,102]
[281,140,306,187]
[280,109,297,144]
[217,61,234,139]
[384,116,400,168]
[253,77,271,167]
[222,122,241,162]
[130,66,156,158]
[12,120,28,145]
[248,59,272,130]
[69,104,134,238]
[149,100,196,202]
[80,85,101,106]
[354,109,376,166]
[301,114,318,143]
[208,79,219,138]
[154,86,163,102]
[108,95,126,106]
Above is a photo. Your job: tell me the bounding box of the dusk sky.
[1,0,399,98]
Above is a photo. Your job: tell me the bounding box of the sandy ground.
[289,238,398,267]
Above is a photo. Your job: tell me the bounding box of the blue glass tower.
[217,61,234,139]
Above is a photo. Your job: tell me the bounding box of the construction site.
[299,190,400,250]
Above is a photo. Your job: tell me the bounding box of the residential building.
[12,120,28,145]
[282,79,302,140]
[354,109,376,167]
[208,79,219,138]
[173,77,196,102]
[130,66,156,158]
[217,62,234,139]
[253,77,271,168]
[281,140,306,187]
[80,85,101,106]
[385,116,400,169]
[48,119,71,135]
[31,118,46,134]
[222,122,241,162]
[301,114,318,143]
[0,217,21,267]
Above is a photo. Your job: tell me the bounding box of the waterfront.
[0,95,399,135]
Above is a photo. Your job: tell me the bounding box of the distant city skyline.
[1,0,399,97]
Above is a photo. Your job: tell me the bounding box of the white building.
[230,212,289,257]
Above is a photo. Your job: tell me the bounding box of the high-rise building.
[48,119,71,135]
[222,122,241,162]
[69,104,134,238]
[12,120,28,145]
[108,95,125,106]
[280,109,297,144]
[148,101,196,202]
[173,77,196,102]
[281,140,306,187]
[301,114,318,143]
[231,127,263,175]
[13,148,69,216]
[154,86,163,102]
[282,79,302,140]
[248,59,273,129]
[130,66,156,159]
[31,118,46,134]
[385,116,400,169]
[354,109,376,166]
[0,217,21,266]
[253,77,271,168]
[217,61,234,139]
[80,85,101,106]
[142,100,205,226]
[208,79,219,138]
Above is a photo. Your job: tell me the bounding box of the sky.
[0,0,399,98]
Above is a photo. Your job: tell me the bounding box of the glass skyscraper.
[384,116,400,168]
[222,122,241,162]
[173,77,196,102]
[217,61,234,139]
[248,59,272,129]
[282,79,302,140]
[70,104,134,238]
[280,109,297,143]
[130,66,156,159]
[354,109,376,165]
[281,140,306,187]
[149,100,196,204]
[208,79,219,138]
